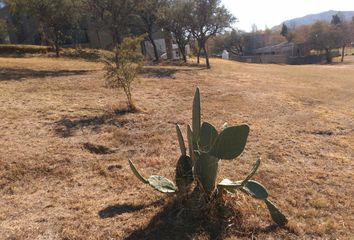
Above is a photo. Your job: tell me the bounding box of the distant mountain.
[275,10,354,28]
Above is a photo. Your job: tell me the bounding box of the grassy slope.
[0,57,353,239]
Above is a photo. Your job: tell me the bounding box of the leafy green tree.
[103,36,145,111]
[331,14,341,25]
[280,23,288,38]
[159,0,193,62]
[280,23,294,42]
[189,0,235,68]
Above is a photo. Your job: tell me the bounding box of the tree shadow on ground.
[54,108,131,138]
[140,66,205,79]
[0,67,94,81]
[123,196,287,240]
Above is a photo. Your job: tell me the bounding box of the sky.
[222,0,354,32]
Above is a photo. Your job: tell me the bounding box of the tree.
[330,14,352,62]
[211,29,245,55]
[293,24,311,43]
[307,21,340,63]
[7,0,82,56]
[189,0,235,68]
[280,23,294,42]
[159,0,192,62]
[331,14,341,25]
[136,0,166,62]
[103,36,145,112]
[85,0,137,46]
[280,23,288,38]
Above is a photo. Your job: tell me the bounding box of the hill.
[278,10,354,28]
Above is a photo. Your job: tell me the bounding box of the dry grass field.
[0,56,353,240]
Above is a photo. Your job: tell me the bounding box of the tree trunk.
[325,48,332,64]
[54,42,60,57]
[96,29,102,48]
[202,45,210,69]
[124,86,137,112]
[341,45,345,62]
[197,47,202,64]
[164,31,173,60]
[148,34,159,62]
[178,44,187,63]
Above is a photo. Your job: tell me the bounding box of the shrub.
[102,36,145,111]
[129,88,288,226]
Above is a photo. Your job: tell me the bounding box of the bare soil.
[0,56,353,239]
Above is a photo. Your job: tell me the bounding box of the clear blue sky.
[222,0,354,32]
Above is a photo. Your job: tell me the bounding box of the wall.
[230,53,325,65]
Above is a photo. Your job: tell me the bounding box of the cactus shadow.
[123,198,233,240]
[99,199,165,219]
[99,204,145,219]
[123,196,288,240]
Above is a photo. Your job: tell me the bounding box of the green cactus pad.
[187,125,195,161]
[217,178,243,193]
[192,88,201,140]
[148,175,178,193]
[242,159,261,185]
[194,153,219,192]
[209,125,249,160]
[128,160,148,184]
[176,124,187,156]
[175,155,194,188]
[265,199,288,226]
[199,122,218,152]
[243,180,268,200]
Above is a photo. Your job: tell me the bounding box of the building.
[230,41,323,65]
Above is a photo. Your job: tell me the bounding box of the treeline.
[211,14,354,63]
[0,0,236,68]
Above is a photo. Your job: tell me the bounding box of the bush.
[60,48,111,62]
[102,36,145,111]
[0,44,51,55]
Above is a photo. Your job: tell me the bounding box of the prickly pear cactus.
[128,88,288,227]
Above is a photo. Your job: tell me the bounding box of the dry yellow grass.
[0,56,353,239]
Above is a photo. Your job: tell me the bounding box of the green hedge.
[0,44,52,55]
